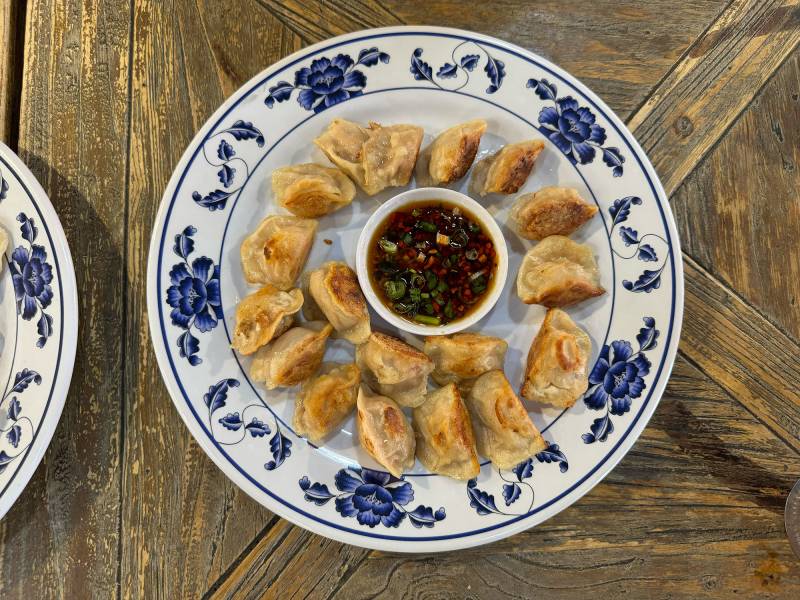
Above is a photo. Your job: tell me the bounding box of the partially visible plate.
[147,26,683,552]
[0,142,78,519]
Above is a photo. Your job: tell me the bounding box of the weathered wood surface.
[0,0,130,598]
[0,0,22,144]
[0,1,799,598]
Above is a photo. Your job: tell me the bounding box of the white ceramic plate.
[0,142,78,519]
[147,27,683,552]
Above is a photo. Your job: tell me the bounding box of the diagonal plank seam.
[117,2,136,599]
[253,0,315,45]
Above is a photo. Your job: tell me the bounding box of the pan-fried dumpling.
[250,321,332,390]
[314,119,423,195]
[516,235,605,307]
[521,308,591,408]
[355,332,434,407]
[428,119,487,184]
[294,362,360,443]
[412,383,479,480]
[466,370,546,469]
[356,385,415,477]
[231,285,303,355]
[272,163,356,218]
[308,261,370,344]
[424,333,507,394]
[471,139,545,196]
[240,215,317,290]
[511,186,598,240]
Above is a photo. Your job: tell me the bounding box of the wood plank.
[681,255,800,453]
[121,1,299,597]
[627,0,800,194]
[673,48,800,339]
[214,358,800,598]
[0,0,131,597]
[262,0,730,120]
[0,0,23,144]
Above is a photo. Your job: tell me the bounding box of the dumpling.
[521,308,591,407]
[308,261,371,344]
[516,235,605,306]
[511,186,598,240]
[294,362,360,443]
[355,332,434,407]
[466,370,546,469]
[272,163,356,217]
[412,383,480,480]
[315,119,424,195]
[231,285,303,355]
[428,119,487,184]
[356,385,415,477]
[471,139,544,195]
[312,118,369,185]
[250,321,332,390]
[240,215,317,290]
[424,333,507,394]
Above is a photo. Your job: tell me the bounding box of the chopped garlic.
[436,232,450,245]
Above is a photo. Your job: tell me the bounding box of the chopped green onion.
[471,284,487,294]
[444,301,455,319]
[450,229,469,248]
[412,208,422,217]
[419,221,437,233]
[402,232,413,245]
[422,302,435,315]
[425,271,438,290]
[379,238,398,253]
[468,222,480,233]
[410,273,425,288]
[384,280,406,300]
[465,248,478,260]
[436,280,449,292]
[414,314,441,326]
[393,302,415,314]
[421,292,430,299]
[409,288,422,303]
[469,269,486,282]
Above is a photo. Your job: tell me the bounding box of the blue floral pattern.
[266,47,390,113]
[8,213,54,348]
[0,369,44,475]
[0,167,8,201]
[527,78,624,176]
[166,226,221,365]
[467,443,569,516]
[608,196,671,293]
[410,42,505,93]
[582,318,659,443]
[299,467,446,529]
[192,120,265,212]
[205,378,292,471]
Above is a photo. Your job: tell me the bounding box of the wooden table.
[1,1,799,597]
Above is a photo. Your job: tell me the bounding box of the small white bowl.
[355,187,509,336]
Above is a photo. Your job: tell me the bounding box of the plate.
[0,141,78,519]
[146,26,683,552]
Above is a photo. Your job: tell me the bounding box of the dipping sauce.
[368,201,498,326]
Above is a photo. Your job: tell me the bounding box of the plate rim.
[146,25,684,552]
[0,141,79,520]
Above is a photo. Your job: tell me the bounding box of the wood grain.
[212,358,800,599]
[0,0,130,597]
[262,0,730,120]
[120,1,297,597]
[627,0,800,194]
[673,48,800,340]
[0,0,23,144]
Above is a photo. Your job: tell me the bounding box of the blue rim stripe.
[156,31,677,542]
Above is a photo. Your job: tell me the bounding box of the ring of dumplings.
[232,117,611,481]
